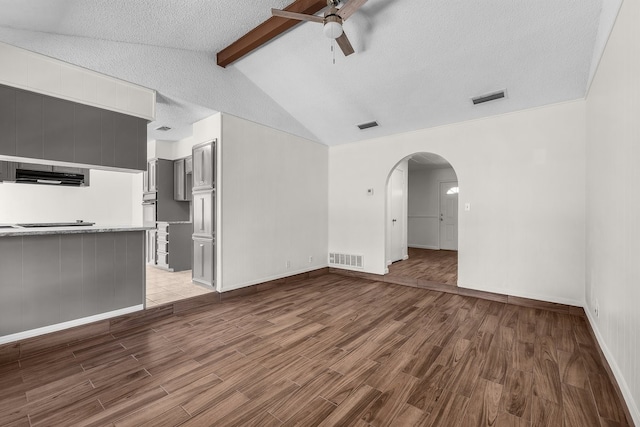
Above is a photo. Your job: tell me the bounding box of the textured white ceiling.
[0,0,621,146]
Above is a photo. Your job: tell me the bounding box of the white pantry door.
[389,168,405,262]
[439,181,458,250]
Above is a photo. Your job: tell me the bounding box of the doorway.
[386,153,459,286]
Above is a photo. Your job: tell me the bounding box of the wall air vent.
[357,121,379,130]
[472,90,506,105]
[329,252,364,269]
[155,126,172,131]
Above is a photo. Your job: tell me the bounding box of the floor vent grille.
[329,253,364,269]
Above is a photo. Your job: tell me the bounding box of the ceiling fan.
[271,0,368,56]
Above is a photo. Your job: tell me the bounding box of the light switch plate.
[465,203,471,211]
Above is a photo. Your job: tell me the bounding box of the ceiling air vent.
[357,121,379,130]
[472,90,506,105]
[155,126,172,131]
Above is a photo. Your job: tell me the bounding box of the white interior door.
[390,168,405,262]
[439,181,458,250]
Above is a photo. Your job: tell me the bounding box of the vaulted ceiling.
[0,0,621,146]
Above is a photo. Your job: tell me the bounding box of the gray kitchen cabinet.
[0,83,148,171]
[137,118,148,171]
[192,237,214,286]
[155,222,192,272]
[43,97,75,162]
[142,170,149,193]
[173,156,193,202]
[0,84,16,156]
[192,140,214,190]
[147,159,158,192]
[74,103,103,165]
[0,161,7,182]
[192,190,214,238]
[16,89,43,159]
[185,155,193,174]
[146,229,157,265]
[114,113,139,170]
[101,110,116,167]
[142,159,189,225]
[191,140,215,287]
[174,158,186,201]
[0,231,145,337]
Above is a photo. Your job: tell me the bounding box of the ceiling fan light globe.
[323,21,343,39]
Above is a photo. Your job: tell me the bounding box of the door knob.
[392,219,397,223]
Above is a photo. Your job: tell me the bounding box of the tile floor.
[145,265,213,307]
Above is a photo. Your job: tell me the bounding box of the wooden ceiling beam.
[216,0,327,68]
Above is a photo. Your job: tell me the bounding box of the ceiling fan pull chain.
[332,39,336,64]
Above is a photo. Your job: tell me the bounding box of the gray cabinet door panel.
[192,190,214,238]
[60,235,84,322]
[114,113,138,170]
[114,233,129,308]
[74,104,103,165]
[101,110,116,167]
[137,118,147,171]
[192,142,213,190]
[81,233,98,316]
[0,85,16,156]
[43,97,75,162]
[192,238,213,286]
[95,234,116,313]
[0,237,23,335]
[125,232,144,305]
[22,236,60,330]
[16,89,43,159]
[174,158,185,201]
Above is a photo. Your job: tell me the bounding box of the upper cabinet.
[173,156,193,202]
[192,140,215,190]
[0,83,148,171]
[147,159,158,193]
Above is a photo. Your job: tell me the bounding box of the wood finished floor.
[0,274,629,427]
[388,248,458,286]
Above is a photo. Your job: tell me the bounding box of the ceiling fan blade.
[337,0,368,20]
[271,9,324,23]
[336,32,355,56]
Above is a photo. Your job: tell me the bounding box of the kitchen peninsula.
[0,224,149,344]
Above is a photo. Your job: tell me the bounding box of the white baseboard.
[584,307,640,426]
[0,305,144,345]
[220,264,329,293]
[408,244,440,250]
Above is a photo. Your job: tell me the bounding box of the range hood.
[0,161,90,187]
[15,169,87,186]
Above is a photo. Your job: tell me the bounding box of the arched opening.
[385,152,459,286]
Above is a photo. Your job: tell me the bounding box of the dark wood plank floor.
[388,248,458,286]
[0,274,629,426]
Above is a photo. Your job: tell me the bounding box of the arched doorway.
[385,152,459,286]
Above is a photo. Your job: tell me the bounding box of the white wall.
[220,114,328,291]
[408,167,458,249]
[585,0,640,422]
[329,100,586,306]
[0,169,142,225]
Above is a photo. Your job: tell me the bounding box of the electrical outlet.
[595,299,600,318]
[309,256,313,263]
[286,260,291,269]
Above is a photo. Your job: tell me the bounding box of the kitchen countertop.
[157,221,192,224]
[0,224,154,237]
